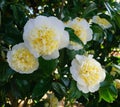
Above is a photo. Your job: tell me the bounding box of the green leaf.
[39,57,58,77]
[52,82,66,95]
[16,79,30,96]
[83,2,97,17]
[32,77,52,99]
[65,27,84,47]
[10,4,27,27]
[3,36,17,46]
[0,62,14,83]
[61,77,70,87]
[0,11,1,26]
[59,49,68,67]
[67,80,82,100]
[99,80,118,103]
[91,24,103,33]
[105,2,120,28]
[93,33,104,43]
[10,81,22,99]
[91,24,104,42]
[0,0,6,10]
[113,2,120,13]
[10,79,30,98]
[112,64,120,74]
[66,48,85,61]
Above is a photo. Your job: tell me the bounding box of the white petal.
[86,28,93,41]
[79,19,90,28]
[70,67,79,81]
[23,19,35,36]
[67,44,83,50]
[99,69,106,82]
[49,16,64,31]
[59,31,69,49]
[42,50,59,60]
[77,83,89,93]
[89,84,100,92]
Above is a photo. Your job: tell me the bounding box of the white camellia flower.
[23,15,69,60]
[66,17,93,50]
[7,43,39,74]
[70,54,106,93]
[92,16,112,29]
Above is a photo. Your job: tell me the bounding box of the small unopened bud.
[114,79,120,89]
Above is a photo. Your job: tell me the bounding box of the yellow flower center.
[79,59,101,86]
[30,26,59,56]
[11,48,38,72]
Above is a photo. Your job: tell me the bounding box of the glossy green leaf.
[3,37,17,45]
[10,81,22,99]
[67,80,82,100]
[0,11,1,26]
[93,33,104,42]
[61,77,70,87]
[0,0,6,10]
[0,62,14,83]
[10,4,27,27]
[66,48,85,61]
[32,77,52,99]
[83,2,97,17]
[39,57,58,76]
[91,24,103,33]
[10,79,30,98]
[105,2,120,28]
[99,80,118,103]
[65,27,84,47]
[52,82,66,95]
[112,64,120,74]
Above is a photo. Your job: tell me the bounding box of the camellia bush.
[0,0,120,107]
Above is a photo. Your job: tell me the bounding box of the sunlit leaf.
[99,78,118,103]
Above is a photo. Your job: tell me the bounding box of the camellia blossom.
[66,17,93,50]
[23,15,69,60]
[70,54,106,93]
[92,16,112,29]
[7,43,39,74]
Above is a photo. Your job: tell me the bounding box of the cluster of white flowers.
[7,15,69,74]
[7,15,106,93]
